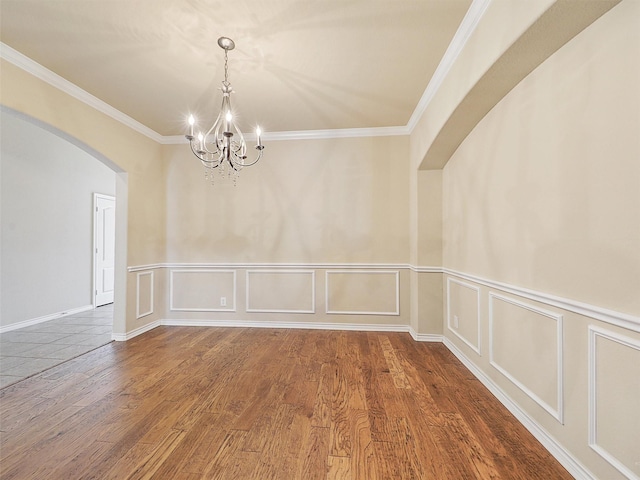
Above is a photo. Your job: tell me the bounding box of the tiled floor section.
[0,304,113,388]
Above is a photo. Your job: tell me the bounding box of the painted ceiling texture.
[0,0,473,137]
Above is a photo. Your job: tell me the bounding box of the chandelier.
[185,37,264,185]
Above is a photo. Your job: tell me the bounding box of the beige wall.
[409,169,443,335]
[164,136,410,264]
[409,0,554,170]
[441,1,640,479]
[442,0,639,316]
[155,135,413,328]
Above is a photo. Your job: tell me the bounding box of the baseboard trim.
[120,319,444,343]
[160,319,411,333]
[0,305,94,333]
[112,320,161,341]
[409,327,444,342]
[119,319,448,342]
[442,337,597,480]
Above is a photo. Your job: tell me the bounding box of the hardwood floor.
[0,327,572,479]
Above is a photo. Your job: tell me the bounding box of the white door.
[94,194,116,307]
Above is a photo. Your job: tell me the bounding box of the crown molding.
[1,1,489,144]
[406,0,492,133]
[0,42,165,143]
[161,125,409,144]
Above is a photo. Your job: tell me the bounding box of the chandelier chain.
[223,50,230,88]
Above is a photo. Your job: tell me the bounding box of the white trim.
[169,269,237,312]
[128,262,416,272]
[446,277,481,354]
[246,270,316,314]
[0,42,163,143]
[489,292,564,424]
[444,269,640,332]
[588,326,640,480]
[253,126,409,141]
[410,265,442,273]
[163,126,408,144]
[0,305,94,333]
[112,320,161,341]
[406,0,492,132]
[161,319,409,333]
[124,263,639,332]
[409,327,444,343]
[443,337,598,480]
[113,319,443,342]
[325,270,400,316]
[128,263,167,272]
[136,271,154,319]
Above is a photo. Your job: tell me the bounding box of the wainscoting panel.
[170,269,236,312]
[589,326,640,480]
[489,292,563,423]
[446,277,481,354]
[326,270,399,315]
[136,271,154,319]
[246,270,315,314]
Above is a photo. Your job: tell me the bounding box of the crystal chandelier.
[185,37,264,185]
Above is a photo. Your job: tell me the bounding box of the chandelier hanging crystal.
[185,37,264,185]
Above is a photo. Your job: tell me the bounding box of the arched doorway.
[0,106,128,387]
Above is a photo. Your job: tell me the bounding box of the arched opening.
[0,106,128,386]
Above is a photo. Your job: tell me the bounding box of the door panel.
[95,194,116,307]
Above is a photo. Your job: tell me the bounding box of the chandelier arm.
[231,124,247,156]
[200,112,222,155]
[230,140,244,156]
[195,140,221,160]
[228,152,243,171]
[235,148,264,167]
[214,123,225,153]
[199,144,222,159]
[189,138,220,166]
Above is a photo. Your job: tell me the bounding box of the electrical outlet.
[220,297,227,307]
[453,314,459,328]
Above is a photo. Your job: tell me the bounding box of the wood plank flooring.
[0,327,573,479]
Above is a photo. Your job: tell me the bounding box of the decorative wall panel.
[170,269,236,312]
[246,270,315,313]
[489,292,563,423]
[446,277,481,354]
[136,271,154,319]
[326,270,399,315]
[589,326,640,480]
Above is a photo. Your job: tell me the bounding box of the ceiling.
[0,0,473,136]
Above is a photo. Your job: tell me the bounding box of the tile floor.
[0,304,113,388]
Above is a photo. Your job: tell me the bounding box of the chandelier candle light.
[185,37,265,185]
